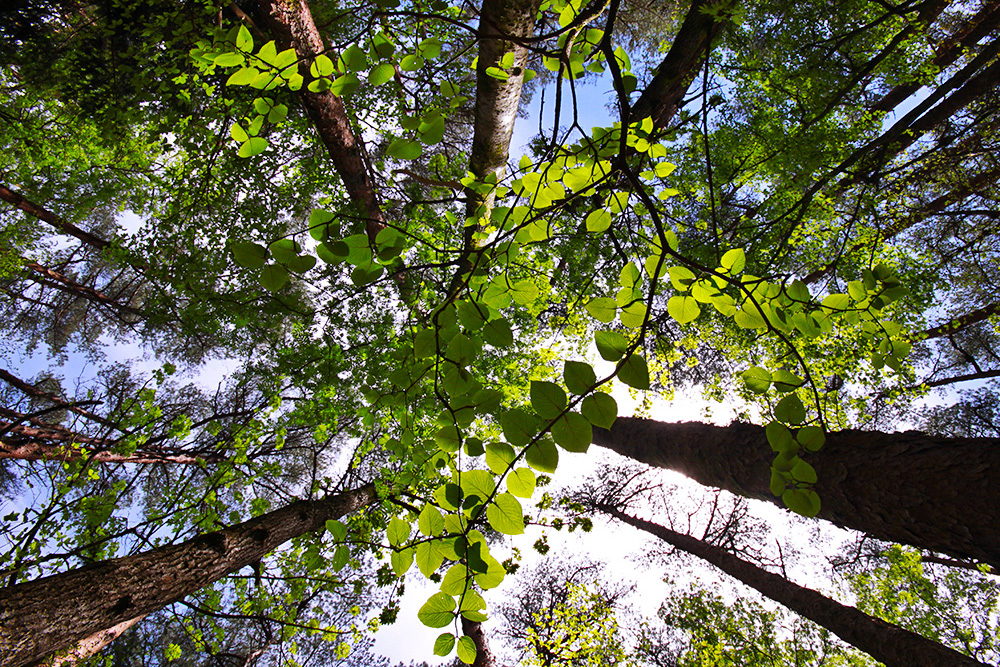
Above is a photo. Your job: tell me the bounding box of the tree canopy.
[1,0,999,664]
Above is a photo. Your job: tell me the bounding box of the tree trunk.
[257,0,384,242]
[631,0,733,129]
[21,261,145,320]
[461,617,496,667]
[599,506,988,667]
[449,0,542,295]
[24,616,145,667]
[0,484,377,667]
[592,418,1000,569]
[0,369,117,430]
[914,301,1000,341]
[0,185,111,252]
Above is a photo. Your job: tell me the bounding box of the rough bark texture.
[0,434,220,465]
[257,0,384,241]
[449,0,541,294]
[0,485,377,667]
[592,418,1000,569]
[602,507,988,667]
[0,185,111,251]
[461,617,496,667]
[630,0,732,129]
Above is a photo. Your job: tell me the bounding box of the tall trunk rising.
[600,506,988,667]
[0,484,377,667]
[592,418,1000,569]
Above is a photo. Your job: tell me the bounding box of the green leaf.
[581,393,617,429]
[237,137,268,158]
[720,248,746,274]
[667,295,700,324]
[369,62,395,85]
[325,519,347,541]
[585,209,612,232]
[772,370,805,393]
[586,297,617,323]
[500,409,537,446]
[766,421,796,453]
[618,353,650,390]
[483,318,514,347]
[774,394,806,425]
[563,361,596,395]
[620,301,647,328]
[782,488,821,517]
[668,266,696,291]
[387,517,410,547]
[400,53,425,71]
[506,467,536,498]
[525,438,558,473]
[434,483,463,511]
[418,592,455,628]
[387,138,422,160]
[734,307,767,329]
[460,469,495,507]
[791,459,817,484]
[231,241,267,269]
[226,67,257,86]
[485,442,516,475]
[457,636,477,665]
[797,426,825,452]
[434,633,456,657]
[258,264,289,292]
[530,381,567,419]
[510,280,539,305]
[340,44,368,72]
[351,262,384,286]
[419,504,445,536]
[551,413,592,453]
[595,330,629,361]
[486,493,524,535]
[769,469,787,496]
[416,540,445,577]
[390,548,413,576]
[741,367,771,394]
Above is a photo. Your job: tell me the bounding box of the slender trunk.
[600,507,987,667]
[0,484,377,667]
[591,417,1000,569]
[919,369,1000,390]
[21,261,145,319]
[630,0,734,129]
[257,0,384,242]
[0,369,117,430]
[448,0,542,296]
[914,302,1000,341]
[461,617,496,667]
[0,186,111,252]
[873,0,1000,113]
[921,555,995,575]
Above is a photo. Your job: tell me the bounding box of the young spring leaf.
[506,467,536,498]
[387,517,410,547]
[418,592,456,628]
[486,493,524,535]
[551,413,592,453]
[525,438,558,473]
[258,264,289,292]
[586,297,617,323]
[564,361,596,395]
[595,330,629,361]
[618,353,650,390]
[457,636,478,665]
[434,633,456,657]
[774,393,806,425]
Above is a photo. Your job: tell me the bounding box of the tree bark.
[592,417,1000,569]
[257,0,384,242]
[0,484,377,667]
[461,617,496,667]
[0,185,111,252]
[0,369,117,430]
[630,0,733,129]
[449,0,542,295]
[24,616,145,667]
[914,301,1000,341]
[600,506,988,667]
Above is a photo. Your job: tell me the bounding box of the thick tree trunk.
[0,431,221,465]
[600,507,988,667]
[0,185,111,252]
[257,0,384,242]
[592,418,1000,569]
[630,0,733,129]
[0,484,377,667]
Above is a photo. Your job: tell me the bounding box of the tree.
[3,0,1000,664]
